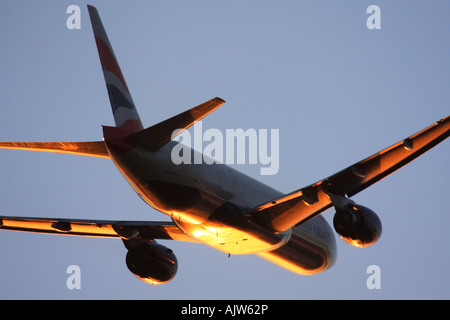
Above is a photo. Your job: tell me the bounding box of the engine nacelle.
[333,204,382,247]
[125,241,178,285]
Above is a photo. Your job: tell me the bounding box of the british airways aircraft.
[0,5,448,285]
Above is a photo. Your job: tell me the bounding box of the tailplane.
[127,97,225,151]
[0,141,109,158]
[87,5,144,132]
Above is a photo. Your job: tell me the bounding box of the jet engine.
[333,204,382,247]
[125,240,178,285]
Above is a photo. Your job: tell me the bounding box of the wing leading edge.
[248,115,450,232]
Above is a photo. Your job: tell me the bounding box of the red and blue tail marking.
[87,5,144,133]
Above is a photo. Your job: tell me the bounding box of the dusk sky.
[0,1,448,299]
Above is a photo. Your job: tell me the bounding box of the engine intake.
[125,241,178,285]
[333,204,382,247]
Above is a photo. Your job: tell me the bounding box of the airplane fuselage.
[104,126,337,275]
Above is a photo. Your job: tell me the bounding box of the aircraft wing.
[248,115,450,232]
[0,216,198,242]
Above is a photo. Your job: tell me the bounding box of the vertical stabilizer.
[87,5,144,132]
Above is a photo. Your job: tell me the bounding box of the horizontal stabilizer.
[0,141,109,158]
[127,97,225,151]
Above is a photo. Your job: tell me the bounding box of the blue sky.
[0,1,448,299]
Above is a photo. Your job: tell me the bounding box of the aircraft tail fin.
[88,6,225,151]
[87,5,144,132]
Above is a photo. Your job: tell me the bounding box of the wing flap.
[0,216,197,242]
[0,141,110,158]
[248,115,450,232]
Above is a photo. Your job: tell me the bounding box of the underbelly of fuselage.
[105,139,336,273]
[130,175,292,254]
[173,203,292,255]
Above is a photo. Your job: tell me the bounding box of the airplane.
[0,5,448,285]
